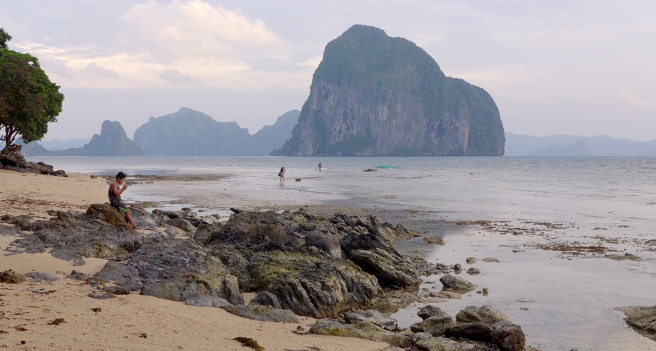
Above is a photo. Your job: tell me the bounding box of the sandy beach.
[0,170,391,351]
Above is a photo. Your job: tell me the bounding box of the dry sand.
[0,169,390,351]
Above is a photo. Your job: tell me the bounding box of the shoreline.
[122,173,656,351]
[3,169,655,350]
[0,170,390,351]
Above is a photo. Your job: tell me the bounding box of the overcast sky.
[2,0,655,141]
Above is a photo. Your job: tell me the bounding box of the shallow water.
[30,156,656,350]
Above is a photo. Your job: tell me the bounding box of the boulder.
[252,251,381,318]
[86,203,130,227]
[309,319,411,348]
[249,291,282,309]
[343,309,397,330]
[491,321,525,351]
[455,305,509,324]
[132,239,243,305]
[185,296,232,308]
[445,322,492,342]
[440,275,477,292]
[417,305,450,320]
[412,315,455,337]
[221,304,298,323]
[414,336,486,351]
[0,269,26,284]
[349,248,421,287]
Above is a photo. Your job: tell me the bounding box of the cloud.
[159,69,199,85]
[83,62,119,79]
[122,0,283,61]
[617,90,654,108]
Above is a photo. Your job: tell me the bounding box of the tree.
[0,29,64,150]
[0,28,11,50]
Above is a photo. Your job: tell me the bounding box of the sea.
[28,156,656,351]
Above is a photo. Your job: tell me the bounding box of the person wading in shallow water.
[278,167,286,183]
[108,172,139,229]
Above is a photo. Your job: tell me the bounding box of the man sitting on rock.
[108,172,139,229]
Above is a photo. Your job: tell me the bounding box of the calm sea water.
[29,156,656,351]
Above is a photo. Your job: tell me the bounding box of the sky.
[2,0,655,142]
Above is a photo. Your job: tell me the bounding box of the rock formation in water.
[133,108,299,156]
[274,25,505,156]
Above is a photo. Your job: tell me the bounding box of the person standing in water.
[108,172,139,229]
[278,167,286,183]
[318,162,322,172]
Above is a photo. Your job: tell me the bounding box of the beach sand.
[0,170,390,351]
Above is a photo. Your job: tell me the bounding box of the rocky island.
[275,25,505,156]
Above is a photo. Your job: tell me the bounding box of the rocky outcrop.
[617,306,656,341]
[0,144,67,176]
[310,304,525,351]
[2,206,427,320]
[275,25,505,156]
[2,205,529,350]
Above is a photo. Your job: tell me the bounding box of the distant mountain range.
[21,108,300,157]
[505,132,656,156]
[17,123,656,157]
[132,108,298,156]
[21,120,143,156]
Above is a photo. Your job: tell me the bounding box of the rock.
[349,248,421,288]
[482,257,500,263]
[185,296,232,308]
[491,321,526,351]
[221,304,298,323]
[445,322,492,342]
[0,144,67,176]
[249,291,282,309]
[25,272,59,282]
[617,306,656,341]
[417,305,450,320]
[193,223,221,245]
[465,257,478,264]
[168,218,196,232]
[252,251,381,318]
[343,309,397,329]
[92,261,142,292]
[306,231,342,259]
[414,336,487,351]
[5,209,144,265]
[86,203,130,227]
[309,319,411,348]
[423,236,445,245]
[132,239,243,305]
[467,267,480,275]
[0,270,26,283]
[420,315,456,337]
[453,263,462,274]
[275,25,505,157]
[456,305,509,324]
[439,275,476,292]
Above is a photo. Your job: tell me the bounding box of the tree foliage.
[0,28,11,50]
[0,28,64,149]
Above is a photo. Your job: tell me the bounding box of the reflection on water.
[28,156,656,350]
